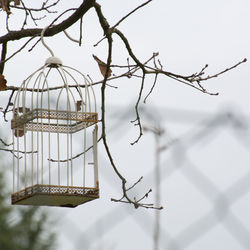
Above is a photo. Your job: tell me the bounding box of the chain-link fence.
[31,105,250,250]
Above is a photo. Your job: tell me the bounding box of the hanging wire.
[41,26,55,57]
[41,26,80,57]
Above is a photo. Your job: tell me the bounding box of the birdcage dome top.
[12,25,97,133]
[45,56,63,66]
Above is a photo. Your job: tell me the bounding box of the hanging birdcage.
[10,27,99,207]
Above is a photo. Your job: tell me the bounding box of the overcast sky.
[1,1,250,250]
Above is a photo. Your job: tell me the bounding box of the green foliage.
[0,166,56,250]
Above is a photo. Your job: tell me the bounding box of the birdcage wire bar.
[11,58,99,207]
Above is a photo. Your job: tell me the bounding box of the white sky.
[1,0,250,250]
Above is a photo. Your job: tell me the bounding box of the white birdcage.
[10,27,99,207]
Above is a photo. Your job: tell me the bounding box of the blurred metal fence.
[51,105,250,250]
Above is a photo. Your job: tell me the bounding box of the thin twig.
[144,73,158,103]
[10,0,59,12]
[199,58,247,82]
[63,30,79,43]
[0,147,38,159]
[48,136,103,162]
[79,17,83,46]
[3,89,14,122]
[0,37,35,66]
[126,176,143,192]
[112,0,152,29]
[131,72,146,145]
[0,42,7,74]
[0,138,12,146]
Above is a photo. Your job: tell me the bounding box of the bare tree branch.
[0,37,35,66]
[0,0,247,211]
[130,72,146,145]
[95,2,162,209]
[48,135,103,162]
[0,42,7,74]
[3,89,14,122]
[10,0,59,13]
[112,0,152,29]
[144,73,158,103]
[0,0,95,44]
[0,147,37,159]
[0,138,12,146]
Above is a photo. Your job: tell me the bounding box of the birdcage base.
[11,184,99,207]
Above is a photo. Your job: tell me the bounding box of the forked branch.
[95,2,162,209]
